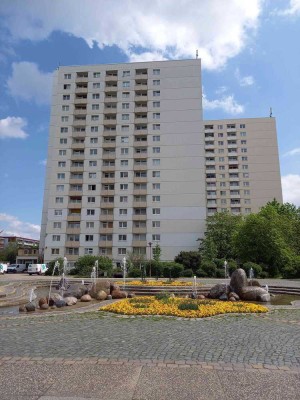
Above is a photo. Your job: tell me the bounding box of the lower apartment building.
[40,59,282,266]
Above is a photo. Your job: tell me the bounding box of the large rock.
[110,282,120,293]
[230,268,248,296]
[64,284,88,299]
[38,298,47,308]
[209,283,228,299]
[19,305,26,312]
[90,281,111,298]
[40,303,49,310]
[46,297,55,307]
[81,294,92,302]
[65,296,77,306]
[96,290,108,301]
[240,287,270,302]
[51,293,63,302]
[111,290,127,299]
[248,279,261,287]
[228,292,240,301]
[25,303,35,312]
[55,299,66,308]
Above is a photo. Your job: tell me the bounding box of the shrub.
[178,302,199,311]
[181,268,194,277]
[72,255,113,277]
[216,269,225,278]
[201,260,217,277]
[195,268,207,277]
[161,262,184,279]
[113,269,123,278]
[128,268,141,278]
[259,271,269,279]
[154,292,172,303]
[174,251,201,271]
[45,258,64,276]
[243,262,263,278]
[228,260,238,275]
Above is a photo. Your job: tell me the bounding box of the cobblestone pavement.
[0,308,299,369]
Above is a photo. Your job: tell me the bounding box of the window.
[153,90,160,96]
[153,135,160,141]
[87,209,95,215]
[60,138,67,144]
[91,126,98,132]
[121,160,128,166]
[90,149,97,155]
[92,104,99,110]
[118,248,127,255]
[243,173,249,178]
[90,138,98,144]
[59,150,66,156]
[153,113,160,119]
[221,199,227,205]
[153,69,160,75]
[218,141,224,146]
[153,80,160,85]
[243,182,250,187]
[152,221,160,228]
[88,184,96,190]
[218,124,223,129]
[152,195,160,202]
[86,221,94,228]
[55,197,63,204]
[244,190,250,195]
[121,148,129,155]
[241,140,247,145]
[240,124,246,129]
[91,115,99,121]
[153,124,160,130]
[56,185,64,192]
[220,182,226,187]
[62,106,69,113]
[61,116,69,122]
[64,73,71,79]
[85,235,94,242]
[118,234,127,241]
[122,81,130,88]
[152,171,160,177]
[153,183,160,190]
[58,161,66,167]
[153,147,160,153]
[60,127,68,133]
[120,184,128,190]
[89,161,97,167]
[93,83,100,89]
[245,199,251,204]
[119,221,127,228]
[85,248,94,255]
[122,114,129,121]
[241,148,247,153]
[57,173,65,179]
[242,165,248,170]
[93,72,100,78]
[63,95,70,100]
[119,209,128,215]
[152,208,160,215]
[52,235,60,242]
[240,131,246,136]
[220,191,226,196]
[123,70,130,77]
[92,93,100,99]
[54,210,62,216]
[153,159,160,166]
[63,84,71,90]
[53,222,61,229]
[120,196,128,203]
[121,136,129,143]
[122,92,130,98]
[51,248,60,255]
[122,103,130,109]
[121,125,129,132]
[120,171,128,178]
[242,156,248,161]
[153,101,160,107]
[88,197,95,203]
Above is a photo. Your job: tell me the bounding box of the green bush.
[195,268,207,277]
[161,263,184,279]
[174,251,201,271]
[128,268,141,278]
[243,262,263,278]
[113,268,123,278]
[201,260,217,277]
[155,292,171,301]
[228,260,238,275]
[259,271,269,279]
[45,258,64,276]
[216,269,225,278]
[181,268,194,277]
[178,302,199,311]
[71,255,113,277]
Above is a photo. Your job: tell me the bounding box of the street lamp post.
[148,242,152,278]
[122,256,127,291]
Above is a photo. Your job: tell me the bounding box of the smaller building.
[0,236,40,266]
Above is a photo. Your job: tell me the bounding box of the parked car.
[7,264,27,273]
[28,264,48,275]
[0,264,8,274]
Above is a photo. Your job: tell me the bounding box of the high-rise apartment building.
[204,118,282,215]
[40,60,206,265]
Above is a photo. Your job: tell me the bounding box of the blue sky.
[0,0,300,239]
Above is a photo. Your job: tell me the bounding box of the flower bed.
[101,296,268,318]
[115,280,200,286]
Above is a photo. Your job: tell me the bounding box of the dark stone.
[55,299,66,308]
[46,297,55,307]
[209,283,228,299]
[127,293,135,298]
[240,287,270,302]
[38,298,47,308]
[40,303,49,310]
[19,305,26,312]
[248,279,261,287]
[107,294,112,300]
[228,292,240,300]
[230,268,248,296]
[25,303,35,312]
[229,296,236,302]
[111,290,127,299]
[110,282,120,293]
[219,293,228,301]
[90,281,111,298]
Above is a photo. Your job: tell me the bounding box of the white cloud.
[283,147,300,157]
[128,51,167,63]
[0,213,40,240]
[7,61,52,105]
[39,159,47,166]
[0,116,28,139]
[281,175,300,206]
[235,67,255,86]
[276,0,300,16]
[0,0,262,70]
[203,92,244,114]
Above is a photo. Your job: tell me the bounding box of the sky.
[0,0,300,239]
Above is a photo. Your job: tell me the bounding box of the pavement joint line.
[0,356,298,372]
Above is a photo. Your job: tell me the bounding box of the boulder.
[51,293,63,302]
[107,294,112,300]
[38,298,47,308]
[240,287,270,302]
[128,293,135,298]
[65,296,77,306]
[90,281,111,298]
[209,283,228,299]
[248,279,261,287]
[111,290,127,299]
[81,294,92,302]
[55,299,66,308]
[110,282,120,293]
[229,296,236,302]
[219,293,228,301]
[230,269,248,296]
[96,290,108,301]
[228,292,240,301]
[197,295,205,299]
[25,303,35,312]
[40,303,49,310]
[19,305,26,312]
[46,297,55,307]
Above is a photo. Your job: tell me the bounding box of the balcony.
[133,201,147,207]
[102,165,115,172]
[71,154,84,161]
[100,201,114,208]
[135,84,148,91]
[75,77,88,83]
[206,194,217,200]
[134,152,148,159]
[132,214,147,221]
[135,70,148,76]
[71,143,85,150]
[132,227,147,234]
[65,254,79,262]
[135,117,147,124]
[67,215,81,222]
[132,240,147,247]
[99,228,113,235]
[102,142,116,149]
[133,176,147,184]
[100,214,114,221]
[66,228,81,235]
[105,75,118,81]
[99,240,113,247]
[65,241,80,247]
[133,189,147,196]
[70,166,84,173]
[75,88,88,94]
[101,177,115,184]
[105,86,118,93]
[135,92,147,100]
[68,179,83,185]
[74,109,87,115]
[102,152,116,160]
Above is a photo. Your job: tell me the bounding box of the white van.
[7,264,27,273]
[0,264,8,274]
[28,264,48,275]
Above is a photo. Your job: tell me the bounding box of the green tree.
[174,251,201,271]
[0,243,18,264]
[71,255,113,277]
[152,244,162,278]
